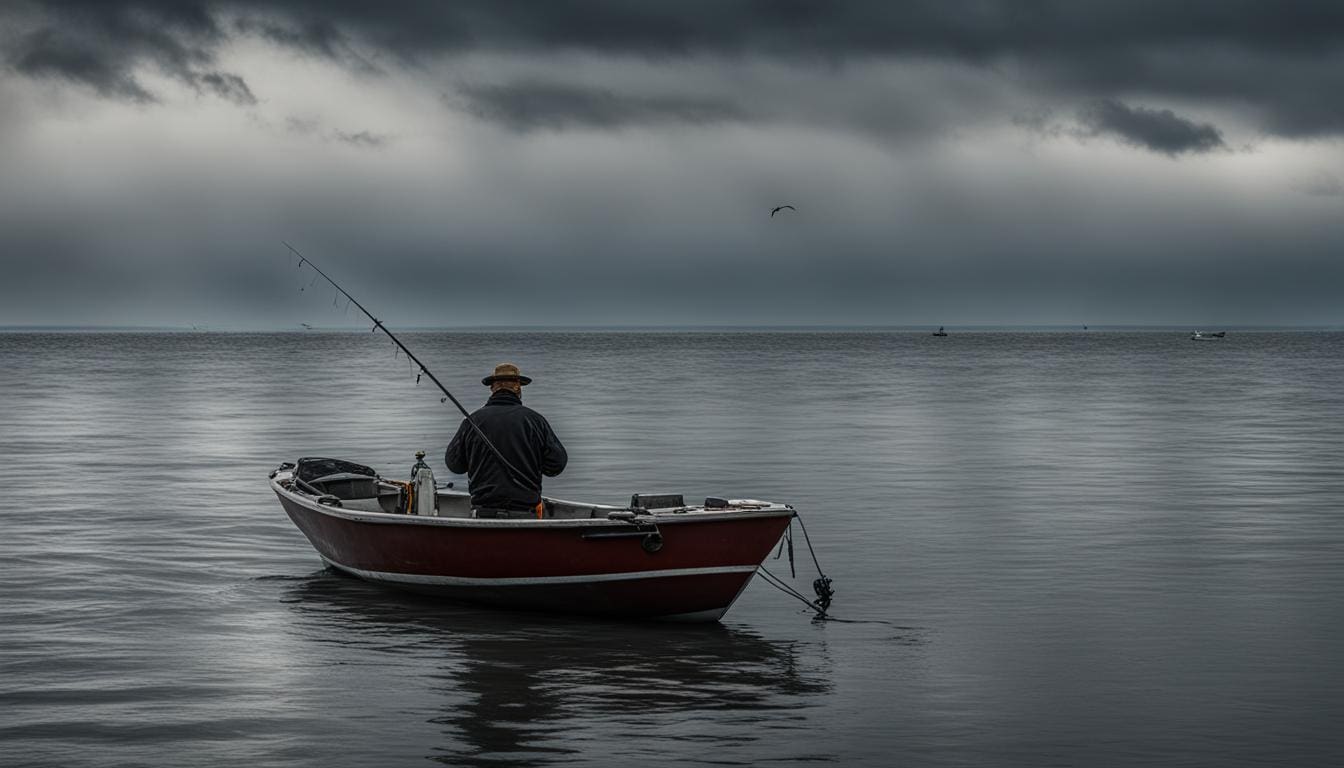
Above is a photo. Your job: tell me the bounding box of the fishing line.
[280,242,538,492]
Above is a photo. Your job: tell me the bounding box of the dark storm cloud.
[7,1,1344,138]
[456,81,746,131]
[4,2,1344,332]
[1078,99,1225,156]
[3,0,252,105]
[219,1,1344,139]
[189,70,256,105]
[10,28,156,102]
[225,0,1344,61]
[235,16,343,58]
[232,15,378,73]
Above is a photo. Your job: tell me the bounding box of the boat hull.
[274,486,793,621]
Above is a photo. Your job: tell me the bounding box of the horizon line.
[4,323,1344,333]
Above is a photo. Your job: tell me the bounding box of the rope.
[794,511,834,612]
[757,566,825,614]
[759,509,835,617]
[794,512,824,575]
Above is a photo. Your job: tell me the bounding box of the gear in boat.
[278,456,776,519]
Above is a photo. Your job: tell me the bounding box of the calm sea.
[2,330,1342,766]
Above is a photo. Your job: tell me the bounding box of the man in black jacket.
[445,363,568,518]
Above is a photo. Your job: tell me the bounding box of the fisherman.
[445,363,568,519]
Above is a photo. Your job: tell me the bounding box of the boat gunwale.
[270,475,796,529]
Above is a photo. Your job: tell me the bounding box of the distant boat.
[1191,331,1226,341]
[932,326,948,337]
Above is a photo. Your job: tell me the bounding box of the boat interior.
[271,457,753,520]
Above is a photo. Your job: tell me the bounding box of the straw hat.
[481,362,532,386]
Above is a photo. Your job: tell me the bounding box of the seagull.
[770,205,796,218]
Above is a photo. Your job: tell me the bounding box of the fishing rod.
[281,241,537,492]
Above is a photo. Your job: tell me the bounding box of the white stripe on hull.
[321,558,757,587]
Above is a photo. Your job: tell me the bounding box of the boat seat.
[340,498,388,513]
[630,493,684,510]
[546,499,611,519]
[434,492,474,518]
[296,457,381,500]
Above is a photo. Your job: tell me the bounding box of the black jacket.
[445,389,568,511]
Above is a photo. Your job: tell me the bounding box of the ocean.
[2,330,1342,766]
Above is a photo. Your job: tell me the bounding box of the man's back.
[445,388,567,513]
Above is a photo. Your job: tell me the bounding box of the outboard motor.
[411,450,438,517]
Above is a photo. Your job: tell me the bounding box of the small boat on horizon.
[270,456,801,622]
[932,326,948,336]
[1191,331,1226,341]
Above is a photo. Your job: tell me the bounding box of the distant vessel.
[1191,331,1226,341]
[932,326,948,337]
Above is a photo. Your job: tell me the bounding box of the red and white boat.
[270,457,797,622]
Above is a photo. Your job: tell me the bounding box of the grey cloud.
[284,116,389,147]
[285,116,319,134]
[236,1,1344,139]
[3,1,251,105]
[1293,170,1343,196]
[3,84,1343,329]
[1078,99,1225,156]
[333,130,388,148]
[10,28,157,102]
[6,2,1344,139]
[233,15,379,73]
[6,3,1344,331]
[215,1,1344,63]
[235,16,344,58]
[1012,109,1065,138]
[189,71,256,105]
[456,81,746,131]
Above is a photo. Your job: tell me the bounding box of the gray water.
[2,330,1342,767]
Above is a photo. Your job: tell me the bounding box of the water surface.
[2,331,1342,766]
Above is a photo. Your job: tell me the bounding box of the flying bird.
[770,205,796,218]
[300,323,313,330]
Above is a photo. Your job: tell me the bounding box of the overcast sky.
[2,1,1342,327]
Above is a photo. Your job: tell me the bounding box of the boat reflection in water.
[280,574,836,766]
